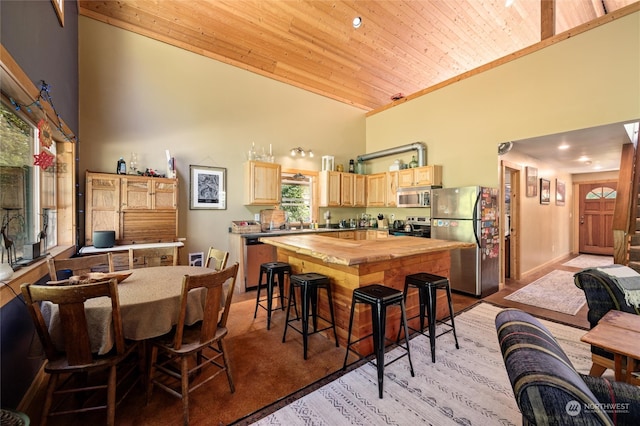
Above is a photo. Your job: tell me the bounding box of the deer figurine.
[1,222,16,266]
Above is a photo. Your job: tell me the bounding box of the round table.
[44,266,213,354]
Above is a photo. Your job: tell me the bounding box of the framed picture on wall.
[189,165,227,210]
[540,178,551,204]
[526,166,538,197]
[556,179,566,206]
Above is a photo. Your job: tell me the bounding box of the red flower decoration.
[38,119,53,148]
[34,151,55,169]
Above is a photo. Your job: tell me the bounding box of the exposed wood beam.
[541,0,556,39]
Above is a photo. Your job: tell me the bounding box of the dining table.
[42,265,214,355]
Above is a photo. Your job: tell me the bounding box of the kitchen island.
[259,233,475,355]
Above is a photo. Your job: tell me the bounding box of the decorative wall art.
[526,166,538,197]
[556,179,566,206]
[540,178,551,204]
[189,252,204,267]
[51,0,64,26]
[189,165,226,210]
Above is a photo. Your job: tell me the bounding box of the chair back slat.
[21,278,125,365]
[48,253,114,281]
[205,247,229,271]
[172,263,239,349]
[218,263,238,328]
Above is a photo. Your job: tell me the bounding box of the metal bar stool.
[343,284,415,398]
[254,262,291,330]
[399,272,459,362]
[282,272,338,359]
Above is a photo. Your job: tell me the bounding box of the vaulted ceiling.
[78,0,638,112]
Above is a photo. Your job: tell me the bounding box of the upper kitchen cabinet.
[353,175,366,207]
[398,165,443,188]
[243,161,281,205]
[386,171,398,207]
[85,172,178,246]
[319,170,341,207]
[366,173,386,207]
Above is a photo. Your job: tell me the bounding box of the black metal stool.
[343,284,415,399]
[282,273,338,359]
[400,272,459,362]
[254,262,291,330]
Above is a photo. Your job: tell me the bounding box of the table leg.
[614,354,623,382]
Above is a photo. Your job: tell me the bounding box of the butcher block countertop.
[259,234,474,266]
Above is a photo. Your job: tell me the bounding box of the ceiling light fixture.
[352,16,362,29]
[558,144,570,150]
[290,147,314,158]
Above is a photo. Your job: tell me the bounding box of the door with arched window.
[579,183,617,255]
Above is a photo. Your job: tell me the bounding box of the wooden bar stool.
[282,273,338,359]
[400,272,459,362]
[254,262,291,330]
[343,284,415,398]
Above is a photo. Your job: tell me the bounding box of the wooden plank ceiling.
[78,0,636,111]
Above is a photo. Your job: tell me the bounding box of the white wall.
[365,11,640,274]
[79,17,366,261]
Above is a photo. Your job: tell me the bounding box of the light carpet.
[562,254,613,268]
[504,269,586,315]
[251,303,591,426]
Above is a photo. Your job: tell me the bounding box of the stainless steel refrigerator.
[431,186,500,297]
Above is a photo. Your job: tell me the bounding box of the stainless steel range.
[388,216,431,238]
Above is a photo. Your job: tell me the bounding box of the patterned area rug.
[504,270,586,315]
[250,303,590,426]
[562,254,613,268]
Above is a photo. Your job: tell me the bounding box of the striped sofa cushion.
[495,308,613,425]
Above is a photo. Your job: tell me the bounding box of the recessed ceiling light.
[579,156,590,162]
[558,144,570,150]
[352,17,362,29]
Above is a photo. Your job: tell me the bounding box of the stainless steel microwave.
[397,186,439,208]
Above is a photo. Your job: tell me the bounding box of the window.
[585,186,616,200]
[0,101,57,267]
[281,172,313,224]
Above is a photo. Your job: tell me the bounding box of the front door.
[578,183,617,255]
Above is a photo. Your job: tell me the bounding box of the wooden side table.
[581,310,640,384]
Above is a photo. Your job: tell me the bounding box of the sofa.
[574,267,640,377]
[495,308,640,426]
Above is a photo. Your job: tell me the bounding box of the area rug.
[562,254,613,268]
[250,303,591,426]
[504,270,586,315]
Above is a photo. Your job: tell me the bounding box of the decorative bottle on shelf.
[117,157,126,174]
[348,159,355,173]
[409,155,418,168]
[356,159,365,174]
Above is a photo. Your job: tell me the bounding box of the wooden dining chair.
[205,247,229,270]
[47,252,114,281]
[21,279,141,426]
[146,263,239,426]
[128,246,178,269]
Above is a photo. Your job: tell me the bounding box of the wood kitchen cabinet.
[319,170,342,207]
[353,174,366,207]
[386,171,398,207]
[85,172,178,246]
[243,161,281,205]
[341,173,354,206]
[366,173,387,207]
[398,165,443,187]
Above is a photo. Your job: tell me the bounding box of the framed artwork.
[556,179,566,206]
[189,252,204,267]
[540,178,551,204]
[51,0,64,26]
[189,165,226,210]
[526,166,538,197]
